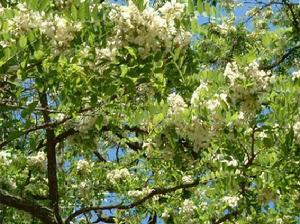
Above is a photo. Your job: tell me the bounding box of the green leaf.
[38,0,49,10]
[19,35,27,49]
[205,2,210,15]
[21,101,38,118]
[95,115,103,131]
[188,0,195,13]
[124,46,137,59]
[71,5,78,20]
[197,0,203,13]
[34,50,44,60]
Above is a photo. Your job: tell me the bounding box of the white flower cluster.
[222,195,241,208]
[0,4,4,14]
[78,115,98,134]
[224,61,271,115]
[180,199,196,215]
[106,168,131,184]
[190,120,212,151]
[167,92,187,116]
[292,70,300,81]
[182,175,194,184]
[0,150,12,165]
[293,121,300,144]
[221,157,238,167]
[99,0,191,60]
[187,86,228,151]
[128,187,153,198]
[38,14,81,47]
[7,3,81,46]
[77,159,92,173]
[28,151,47,170]
[190,82,208,106]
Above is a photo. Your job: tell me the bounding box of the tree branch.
[260,44,300,70]
[65,179,205,224]
[0,188,57,224]
[38,92,63,224]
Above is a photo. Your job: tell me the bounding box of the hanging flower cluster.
[165,61,273,152]
[99,0,191,60]
[106,168,131,184]
[224,61,271,115]
[28,151,47,170]
[6,3,81,47]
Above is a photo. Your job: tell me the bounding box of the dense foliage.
[0,0,300,223]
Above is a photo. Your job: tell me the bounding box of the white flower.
[292,70,300,81]
[0,4,4,14]
[246,61,271,91]
[191,82,208,106]
[161,209,170,218]
[222,195,241,208]
[29,151,47,170]
[221,156,238,167]
[107,168,131,184]
[180,199,196,215]
[159,0,185,20]
[258,131,267,139]
[293,121,300,144]
[77,159,91,173]
[182,175,194,184]
[167,93,187,115]
[224,62,240,85]
[227,159,238,167]
[238,111,245,120]
[206,99,220,111]
[0,151,12,165]
[128,187,153,198]
[100,0,190,60]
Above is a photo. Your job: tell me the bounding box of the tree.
[0,0,300,223]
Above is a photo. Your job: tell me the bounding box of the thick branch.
[0,188,57,224]
[0,116,71,149]
[38,93,62,224]
[212,210,239,224]
[65,179,205,224]
[260,45,300,70]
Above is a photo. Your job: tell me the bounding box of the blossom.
[7,3,81,47]
[159,0,184,20]
[224,62,240,85]
[28,151,47,170]
[77,159,91,173]
[182,175,193,184]
[161,209,170,218]
[293,121,300,144]
[246,61,270,91]
[167,93,187,115]
[206,99,220,111]
[78,115,97,133]
[222,195,241,208]
[192,120,211,151]
[100,0,190,60]
[190,82,208,106]
[223,61,272,115]
[180,199,196,215]
[107,168,131,184]
[292,70,300,81]
[0,151,12,165]
[128,187,153,198]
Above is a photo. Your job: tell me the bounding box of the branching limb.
[65,179,205,224]
[0,188,57,224]
[38,92,63,224]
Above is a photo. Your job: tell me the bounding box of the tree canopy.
[0,0,300,223]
